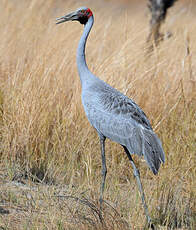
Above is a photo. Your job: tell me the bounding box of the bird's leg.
[99,136,107,209]
[123,146,152,226]
[130,159,153,226]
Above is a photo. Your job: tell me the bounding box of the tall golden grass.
[0,0,195,229]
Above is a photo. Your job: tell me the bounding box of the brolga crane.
[56,7,165,226]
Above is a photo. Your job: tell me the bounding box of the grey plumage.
[82,77,165,174]
[56,7,165,226]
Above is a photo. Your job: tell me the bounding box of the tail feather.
[141,128,165,174]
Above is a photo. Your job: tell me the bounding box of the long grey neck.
[77,16,94,87]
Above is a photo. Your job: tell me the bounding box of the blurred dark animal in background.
[147,0,178,51]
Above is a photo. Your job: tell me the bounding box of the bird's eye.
[80,10,85,13]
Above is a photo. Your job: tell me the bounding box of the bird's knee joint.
[102,168,107,176]
[133,168,140,177]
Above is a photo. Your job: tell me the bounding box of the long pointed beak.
[56,11,78,24]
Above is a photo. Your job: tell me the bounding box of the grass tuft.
[154,185,196,229]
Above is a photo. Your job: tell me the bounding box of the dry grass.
[0,0,195,229]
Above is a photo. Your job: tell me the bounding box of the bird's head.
[56,7,93,25]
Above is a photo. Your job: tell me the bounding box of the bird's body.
[82,77,164,172]
[56,7,165,226]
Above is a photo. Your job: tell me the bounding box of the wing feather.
[82,81,165,174]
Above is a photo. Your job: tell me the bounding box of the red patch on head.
[86,8,93,18]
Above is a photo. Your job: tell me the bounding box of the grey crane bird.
[56,7,165,225]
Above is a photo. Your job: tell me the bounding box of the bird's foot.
[148,222,156,230]
[144,218,156,230]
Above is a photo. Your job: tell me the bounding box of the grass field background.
[0,0,195,229]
